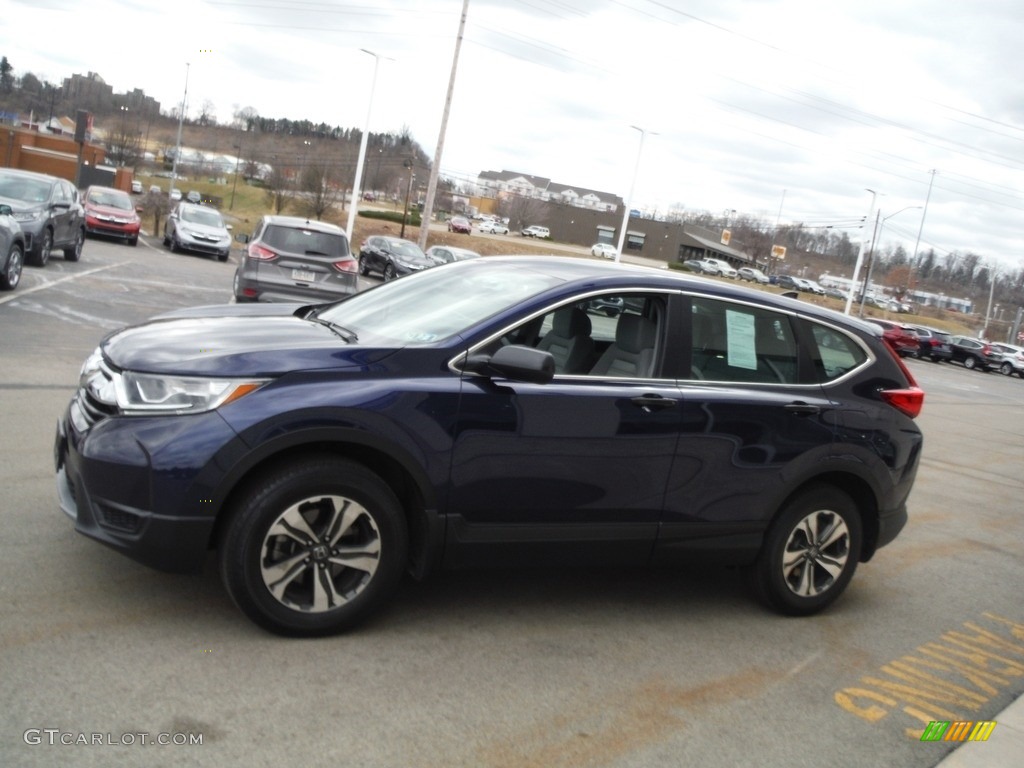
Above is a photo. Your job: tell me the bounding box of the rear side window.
[807,324,868,382]
[690,298,799,384]
[263,225,349,257]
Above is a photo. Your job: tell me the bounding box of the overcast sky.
[4,0,1022,271]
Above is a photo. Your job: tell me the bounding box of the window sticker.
[725,309,757,370]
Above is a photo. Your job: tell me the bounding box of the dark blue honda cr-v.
[55,256,924,635]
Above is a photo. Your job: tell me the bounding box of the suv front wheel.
[748,485,862,616]
[220,456,409,636]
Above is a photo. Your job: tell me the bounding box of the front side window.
[483,293,665,378]
[690,297,799,384]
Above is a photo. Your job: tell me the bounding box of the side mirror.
[462,345,554,384]
[0,204,11,216]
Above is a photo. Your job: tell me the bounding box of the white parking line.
[0,264,122,306]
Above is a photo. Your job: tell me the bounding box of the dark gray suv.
[0,168,85,266]
[234,215,357,303]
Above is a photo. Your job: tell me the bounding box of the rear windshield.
[264,225,349,257]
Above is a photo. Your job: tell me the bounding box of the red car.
[83,186,141,246]
[447,216,471,234]
[870,319,920,357]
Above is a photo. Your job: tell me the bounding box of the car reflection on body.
[57,256,923,636]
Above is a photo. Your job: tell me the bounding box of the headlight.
[114,371,268,414]
[13,210,44,223]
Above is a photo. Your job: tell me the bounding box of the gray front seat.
[590,313,657,378]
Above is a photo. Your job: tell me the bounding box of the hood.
[102,303,395,376]
[86,201,138,220]
[397,252,436,269]
[0,193,43,214]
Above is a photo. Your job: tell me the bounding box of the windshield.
[0,176,51,204]
[390,240,426,258]
[317,261,565,344]
[183,207,225,228]
[87,190,132,210]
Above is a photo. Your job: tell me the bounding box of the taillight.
[332,259,357,273]
[879,338,924,418]
[929,338,939,347]
[248,243,278,261]
[880,387,924,419]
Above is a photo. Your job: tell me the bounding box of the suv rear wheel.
[748,485,862,616]
[220,456,408,636]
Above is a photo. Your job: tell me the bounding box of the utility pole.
[418,0,470,251]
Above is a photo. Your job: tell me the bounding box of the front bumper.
[54,399,243,573]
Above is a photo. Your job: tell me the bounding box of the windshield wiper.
[312,317,358,343]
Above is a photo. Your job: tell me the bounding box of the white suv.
[990,343,1024,377]
[698,258,738,278]
[522,225,550,238]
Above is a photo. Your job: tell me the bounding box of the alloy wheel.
[259,495,381,614]
[780,509,851,597]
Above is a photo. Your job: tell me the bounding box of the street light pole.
[346,49,391,241]
[858,205,922,317]
[844,189,877,315]
[169,63,190,204]
[614,125,656,263]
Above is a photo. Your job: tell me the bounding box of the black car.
[0,168,85,267]
[56,257,923,636]
[234,215,357,303]
[911,326,954,362]
[949,336,1001,371]
[358,235,435,280]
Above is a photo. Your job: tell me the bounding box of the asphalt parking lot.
[1,235,1022,767]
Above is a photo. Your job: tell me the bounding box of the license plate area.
[292,269,317,283]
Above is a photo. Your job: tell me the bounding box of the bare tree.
[198,99,217,127]
[297,161,342,220]
[498,195,549,232]
[105,120,144,167]
[264,164,294,214]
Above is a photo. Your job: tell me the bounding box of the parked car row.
[865,320,1024,379]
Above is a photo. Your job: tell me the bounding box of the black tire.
[383,263,397,281]
[218,251,229,262]
[128,236,138,247]
[999,362,1011,376]
[220,456,408,636]
[358,255,369,276]
[1,243,23,290]
[33,229,54,267]
[747,485,862,616]
[63,228,84,261]
[170,233,182,253]
[963,356,977,370]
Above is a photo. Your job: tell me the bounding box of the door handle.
[785,402,820,416]
[631,395,677,412]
